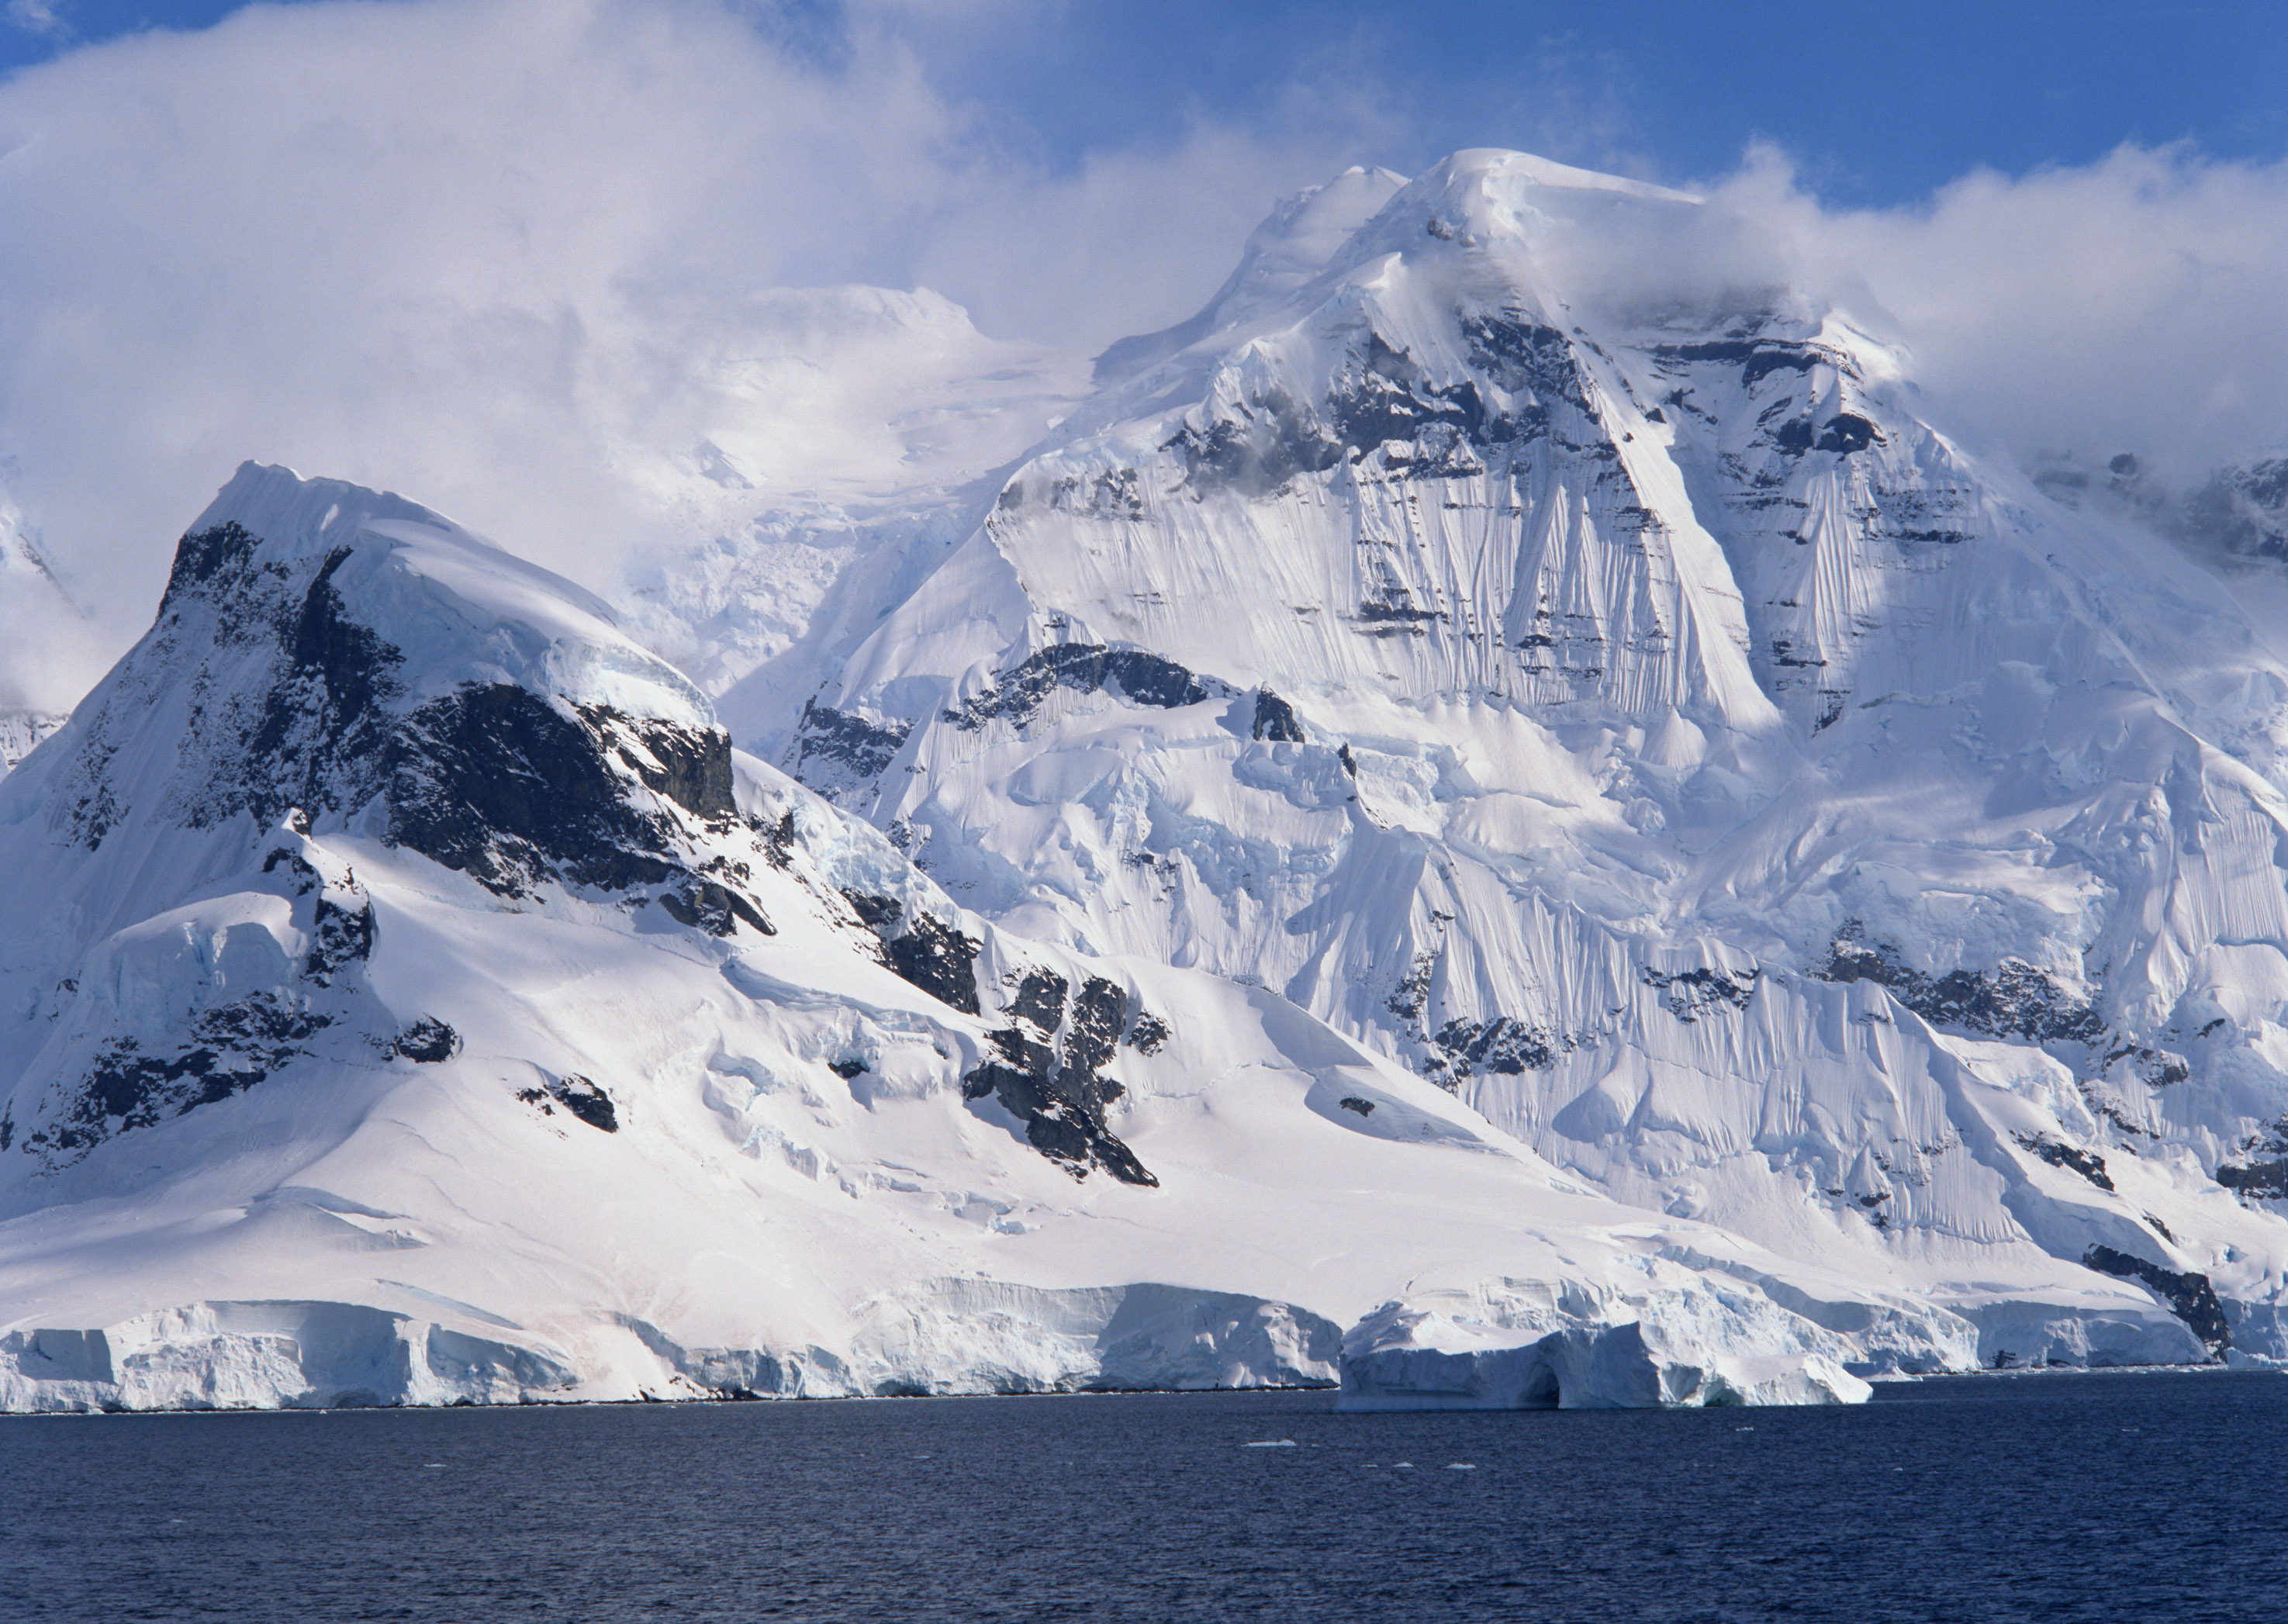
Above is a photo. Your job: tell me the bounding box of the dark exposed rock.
[1816,926,2105,1044]
[1329,335,1495,471]
[2178,456,2288,561]
[1641,963,1758,1021]
[944,644,1220,733]
[1042,467,1148,519]
[1816,413,1879,454]
[838,893,983,1015]
[1006,969,1068,1035]
[610,712,737,821]
[158,520,265,613]
[384,684,685,897]
[1430,1017,1557,1080]
[2082,1244,2230,1354]
[1252,689,1305,742]
[2109,1042,2189,1087]
[1461,316,1598,417]
[1125,1012,1170,1056]
[2217,1121,2288,1198]
[1775,413,1881,456]
[1338,1096,1376,1117]
[1357,593,1441,629]
[306,893,376,984]
[841,890,905,933]
[658,880,772,938]
[888,917,983,1016]
[760,809,798,868]
[964,973,1154,1186]
[26,993,334,1165]
[790,700,911,785]
[261,847,320,893]
[99,523,760,920]
[2217,1159,2288,1199]
[1646,337,1833,391]
[828,1058,867,1080]
[241,547,406,822]
[390,1018,461,1064]
[1162,386,1342,497]
[517,1073,617,1132]
[2013,1133,2117,1193]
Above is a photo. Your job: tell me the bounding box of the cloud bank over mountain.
[0,0,2283,716]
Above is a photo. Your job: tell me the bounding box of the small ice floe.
[1444,1463,1475,1470]
[1734,1425,1754,1432]
[423,1463,446,1469]
[1394,1462,1415,1470]
[1243,1439,1298,1448]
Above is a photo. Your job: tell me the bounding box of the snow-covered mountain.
[2,460,1971,1411]
[5,150,2287,1411]
[776,150,2288,1369]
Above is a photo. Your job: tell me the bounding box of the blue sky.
[6,1,2284,205]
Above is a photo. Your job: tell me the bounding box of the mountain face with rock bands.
[4,150,2287,1412]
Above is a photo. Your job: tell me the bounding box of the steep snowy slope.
[1,463,1960,1411]
[777,150,2288,1367]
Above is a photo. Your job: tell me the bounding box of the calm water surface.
[3,1372,2283,1622]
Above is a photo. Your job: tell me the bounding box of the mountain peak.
[172,462,709,731]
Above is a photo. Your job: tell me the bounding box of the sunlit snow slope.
[779,150,2288,1370]
[2,461,1963,1410]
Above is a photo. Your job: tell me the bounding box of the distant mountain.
[0,487,76,777]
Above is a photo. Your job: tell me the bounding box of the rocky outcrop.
[2082,1246,2231,1356]
[1816,928,2105,1045]
[942,644,1224,733]
[963,969,1155,1185]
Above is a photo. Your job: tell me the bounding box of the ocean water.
[3,1372,2283,1622]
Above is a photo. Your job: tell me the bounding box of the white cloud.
[0,0,1337,710]
[0,1,2283,720]
[4,1,68,40]
[1812,147,2288,485]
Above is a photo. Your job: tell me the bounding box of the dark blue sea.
[4,1372,2283,1622]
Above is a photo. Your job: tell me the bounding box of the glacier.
[5,149,2287,1411]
